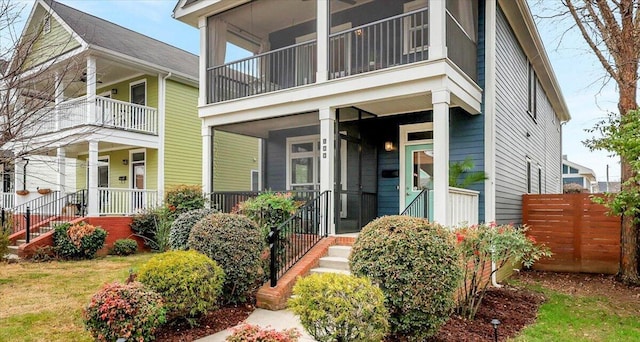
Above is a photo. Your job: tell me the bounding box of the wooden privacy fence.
[522,194,621,274]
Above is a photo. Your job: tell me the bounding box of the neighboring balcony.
[205,0,477,104]
[32,95,159,137]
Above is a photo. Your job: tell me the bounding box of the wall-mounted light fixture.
[384,141,394,152]
[118,176,127,183]
[122,159,128,165]
[111,88,118,95]
[354,29,363,36]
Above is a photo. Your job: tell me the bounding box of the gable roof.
[43,0,198,80]
[562,158,596,179]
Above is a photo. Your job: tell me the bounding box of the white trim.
[129,79,147,106]
[158,73,169,199]
[43,16,51,34]
[484,0,497,223]
[94,73,145,94]
[286,135,320,190]
[129,148,147,190]
[399,122,434,210]
[257,138,263,190]
[403,0,429,54]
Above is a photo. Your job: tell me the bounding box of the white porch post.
[54,72,64,130]
[428,0,447,60]
[202,125,213,194]
[86,56,97,124]
[316,0,329,83]
[198,16,208,107]
[157,73,166,202]
[56,147,66,197]
[319,107,335,235]
[432,89,450,225]
[87,140,99,216]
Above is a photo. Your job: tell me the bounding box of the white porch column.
[316,0,329,83]
[484,0,497,223]
[54,72,64,130]
[157,73,166,201]
[319,107,335,235]
[198,16,208,107]
[202,125,213,194]
[428,0,447,60]
[86,56,97,124]
[87,140,99,216]
[432,89,450,225]
[56,147,66,197]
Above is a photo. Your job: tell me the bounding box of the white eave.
[173,0,250,27]
[499,0,571,122]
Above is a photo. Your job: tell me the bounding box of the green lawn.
[511,277,640,341]
[0,254,153,342]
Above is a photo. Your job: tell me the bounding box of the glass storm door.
[131,152,145,210]
[404,144,434,218]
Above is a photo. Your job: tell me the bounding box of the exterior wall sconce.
[122,159,128,165]
[118,176,127,183]
[111,88,118,94]
[384,141,394,152]
[354,28,363,36]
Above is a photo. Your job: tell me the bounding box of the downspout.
[491,247,502,288]
[22,158,29,191]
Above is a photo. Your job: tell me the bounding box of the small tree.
[449,157,488,189]
[454,222,551,319]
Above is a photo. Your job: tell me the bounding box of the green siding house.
[3,0,258,215]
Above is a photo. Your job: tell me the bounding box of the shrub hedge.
[168,208,217,250]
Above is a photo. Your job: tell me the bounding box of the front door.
[404,144,433,218]
[131,151,145,210]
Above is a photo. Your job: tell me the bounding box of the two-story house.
[562,155,597,193]
[2,0,259,245]
[173,0,570,235]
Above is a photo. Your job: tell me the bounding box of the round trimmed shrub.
[349,216,462,340]
[138,250,225,321]
[168,208,217,250]
[110,238,138,256]
[289,273,389,341]
[187,213,264,304]
[53,222,107,260]
[83,281,166,341]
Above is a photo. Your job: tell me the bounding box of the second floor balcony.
[205,0,478,104]
[30,95,158,137]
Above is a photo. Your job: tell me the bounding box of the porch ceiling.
[216,112,319,139]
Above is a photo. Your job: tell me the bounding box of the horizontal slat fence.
[523,194,621,274]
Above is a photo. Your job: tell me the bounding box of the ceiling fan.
[77,72,103,84]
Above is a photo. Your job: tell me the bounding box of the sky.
[11,0,622,182]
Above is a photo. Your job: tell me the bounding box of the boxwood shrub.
[168,208,217,250]
[187,213,264,304]
[289,273,389,341]
[53,222,106,260]
[83,281,166,341]
[110,238,138,256]
[349,215,462,340]
[138,250,224,322]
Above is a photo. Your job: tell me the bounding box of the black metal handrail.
[7,191,60,234]
[267,190,330,287]
[401,188,430,219]
[209,190,321,213]
[18,189,87,243]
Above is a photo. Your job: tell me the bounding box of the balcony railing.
[207,40,317,103]
[0,192,14,209]
[97,188,160,215]
[329,8,429,79]
[31,96,158,136]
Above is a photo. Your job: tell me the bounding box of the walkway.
[197,309,316,341]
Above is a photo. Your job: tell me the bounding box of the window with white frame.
[526,158,532,194]
[403,0,428,54]
[527,63,537,121]
[287,136,320,191]
[251,170,260,191]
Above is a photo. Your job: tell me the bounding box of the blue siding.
[266,125,319,190]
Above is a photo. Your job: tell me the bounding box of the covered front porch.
[207,91,482,234]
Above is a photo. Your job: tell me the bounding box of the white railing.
[95,97,158,134]
[448,187,479,227]
[28,96,158,136]
[0,192,14,209]
[97,188,159,215]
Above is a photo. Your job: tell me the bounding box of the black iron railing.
[401,188,430,219]
[7,191,60,234]
[209,190,320,213]
[268,190,330,287]
[7,190,87,243]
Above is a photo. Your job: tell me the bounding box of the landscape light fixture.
[491,318,501,342]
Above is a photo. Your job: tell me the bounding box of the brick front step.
[256,235,356,310]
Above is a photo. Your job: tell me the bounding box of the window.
[527,63,537,120]
[251,170,260,191]
[403,0,428,54]
[538,167,542,194]
[43,16,51,34]
[287,136,320,190]
[130,81,146,106]
[526,159,532,193]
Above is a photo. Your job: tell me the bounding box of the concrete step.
[309,267,351,276]
[16,239,26,245]
[328,245,352,259]
[7,245,19,255]
[318,256,350,271]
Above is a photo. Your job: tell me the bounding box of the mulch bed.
[428,287,545,342]
[154,303,254,342]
